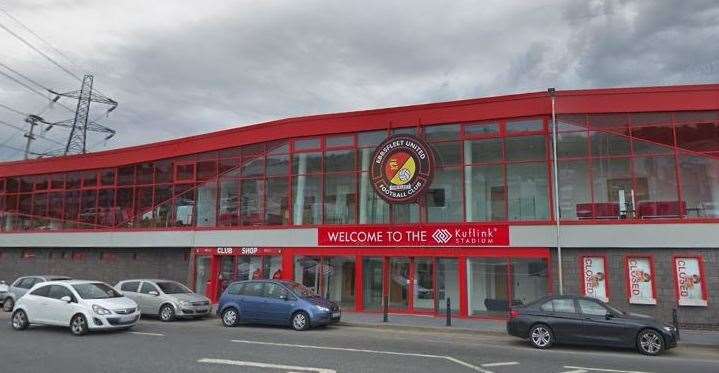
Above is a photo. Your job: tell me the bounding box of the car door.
[577,299,632,347]
[544,298,584,344]
[45,285,77,326]
[24,285,51,323]
[239,282,266,322]
[137,281,163,315]
[263,283,295,324]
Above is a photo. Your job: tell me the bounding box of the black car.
[507,295,678,355]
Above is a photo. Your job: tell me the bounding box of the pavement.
[0,311,718,373]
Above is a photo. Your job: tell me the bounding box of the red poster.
[318,224,509,247]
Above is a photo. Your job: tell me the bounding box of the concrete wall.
[553,248,719,329]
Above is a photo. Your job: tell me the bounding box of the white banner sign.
[582,256,608,302]
[675,257,707,306]
[627,257,656,305]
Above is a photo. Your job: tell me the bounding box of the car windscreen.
[156,281,192,294]
[285,282,317,297]
[72,283,123,299]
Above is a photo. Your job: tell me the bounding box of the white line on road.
[129,332,164,336]
[481,361,520,367]
[230,339,493,373]
[562,366,653,373]
[198,358,335,373]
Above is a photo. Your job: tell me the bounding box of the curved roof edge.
[1,83,718,177]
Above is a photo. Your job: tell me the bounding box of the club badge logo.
[371,134,434,203]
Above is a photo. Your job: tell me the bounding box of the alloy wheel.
[160,305,175,322]
[222,309,237,326]
[531,326,551,348]
[11,310,27,330]
[3,298,14,312]
[292,313,307,331]
[71,315,87,335]
[639,330,663,355]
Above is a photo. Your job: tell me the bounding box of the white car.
[10,280,140,336]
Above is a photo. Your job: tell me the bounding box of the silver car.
[114,279,211,321]
[2,275,72,312]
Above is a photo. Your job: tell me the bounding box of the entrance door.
[388,257,410,311]
[413,258,434,312]
[217,256,234,299]
[363,257,384,311]
[194,256,211,297]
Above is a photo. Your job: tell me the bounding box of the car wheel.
[291,311,310,331]
[3,298,14,312]
[221,308,239,327]
[637,329,665,356]
[529,324,554,349]
[70,314,89,336]
[11,309,28,330]
[159,304,176,322]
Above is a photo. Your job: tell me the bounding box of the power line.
[0,59,53,92]
[0,20,83,83]
[0,118,65,146]
[0,101,27,116]
[0,66,53,100]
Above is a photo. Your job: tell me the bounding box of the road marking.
[198,358,335,373]
[562,367,652,373]
[230,339,492,373]
[481,362,519,367]
[129,331,164,336]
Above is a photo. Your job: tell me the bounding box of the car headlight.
[316,306,330,312]
[92,305,112,315]
[663,326,675,332]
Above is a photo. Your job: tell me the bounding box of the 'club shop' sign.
[318,224,509,247]
[371,134,434,203]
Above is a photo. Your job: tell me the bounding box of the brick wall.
[553,248,718,329]
[0,247,191,287]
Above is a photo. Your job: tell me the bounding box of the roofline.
[1,83,717,177]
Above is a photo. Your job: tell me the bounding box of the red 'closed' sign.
[318,224,509,247]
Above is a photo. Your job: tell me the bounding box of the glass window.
[392,203,420,224]
[506,136,546,161]
[427,168,463,222]
[240,179,265,226]
[121,281,140,292]
[266,178,289,225]
[326,135,354,148]
[243,282,265,297]
[294,138,321,150]
[507,162,549,220]
[293,175,321,225]
[591,158,631,217]
[359,172,389,224]
[156,281,192,294]
[425,124,460,141]
[578,299,608,316]
[558,160,591,220]
[136,163,154,185]
[465,122,499,138]
[358,131,387,147]
[511,259,548,306]
[218,177,239,226]
[154,160,173,183]
[556,131,589,158]
[30,285,51,297]
[507,118,543,133]
[226,282,243,295]
[680,154,719,218]
[540,301,553,312]
[634,156,680,219]
[324,150,356,172]
[466,165,506,221]
[467,138,502,164]
[100,169,115,186]
[267,140,289,155]
[196,160,217,181]
[48,285,74,300]
[677,122,719,153]
[437,258,459,313]
[72,283,121,299]
[139,282,158,294]
[588,113,629,130]
[363,257,383,311]
[552,298,576,313]
[432,141,462,166]
[241,156,265,177]
[266,283,289,299]
[467,258,508,316]
[591,131,630,157]
[414,258,434,311]
[324,173,357,224]
[266,154,289,176]
[118,166,135,186]
[292,152,322,174]
[388,257,409,309]
[175,163,195,181]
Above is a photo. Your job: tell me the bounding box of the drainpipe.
[548,88,563,295]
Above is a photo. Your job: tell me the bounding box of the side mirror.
[148,290,159,296]
[60,296,72,303]
[279,295,288,301]
[605,312,616,320]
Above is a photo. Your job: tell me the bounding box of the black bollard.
[672,308,680,339]
[446,297,452,326]
[383,294,389,322]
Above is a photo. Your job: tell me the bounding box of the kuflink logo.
[432,229,452,244]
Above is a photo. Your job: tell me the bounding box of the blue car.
[217,280,341,331]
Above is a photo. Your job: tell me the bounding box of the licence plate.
[332,312,341,318]
[121,315,135,322]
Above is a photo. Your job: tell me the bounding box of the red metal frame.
[671,255,709,306]
[579,254,611,301]
[623,255,657,305]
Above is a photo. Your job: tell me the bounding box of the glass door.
[413,258,434,312]
[363,257,384,311]
[194,256,211,297]
[388,257,410,311]
[437,258,459,313]
[217,256,234,299]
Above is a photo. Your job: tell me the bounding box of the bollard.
[446,298,452,326]
[672,308,680,339]
[383,294,389,322]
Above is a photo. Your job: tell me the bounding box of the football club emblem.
[371,134,434,203]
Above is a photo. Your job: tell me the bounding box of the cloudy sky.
[0,0,717,161]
